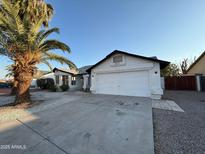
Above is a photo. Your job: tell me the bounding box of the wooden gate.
[165,76,196,90]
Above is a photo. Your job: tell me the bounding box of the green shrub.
[60,85,69,91]
[37,78,54,89]
[49,85,58,92]
[36,79,44,89]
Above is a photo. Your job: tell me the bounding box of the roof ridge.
[187,51,205,72]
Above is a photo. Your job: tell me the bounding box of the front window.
[62,75,69,85]
[71,76,76,85]
[55,75,59,85]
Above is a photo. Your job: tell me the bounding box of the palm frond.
[5,64,13,77]
[28,18,44,45]
[41,59,53,71]
[43,3,54,27]
[43,53,77,69]
[35,28,59,45]
[40,39,71,53]
[43,28,59,39]
[1,0,25,35]
[29,18,44,35]
[0,47,8,56]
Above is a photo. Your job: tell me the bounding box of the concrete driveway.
[0,91,154,154]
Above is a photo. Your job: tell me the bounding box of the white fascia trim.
[92,66,154,74]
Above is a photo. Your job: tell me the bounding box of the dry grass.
[0,100,44,123]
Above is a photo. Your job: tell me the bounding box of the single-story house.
[87,50,169,99]
[37,50,169,99]
[187,51,205,75]
[31,72,55,88]
[31,66,93,90]
[52,66,93,91]
[33,70,50,79]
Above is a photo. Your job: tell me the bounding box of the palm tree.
[15,0,54,27]
[0,0,76,104]
[7,0,54,95]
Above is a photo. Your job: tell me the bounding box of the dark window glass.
[62,75,69,85]
[55,75,59,85]
[71,76,76,85]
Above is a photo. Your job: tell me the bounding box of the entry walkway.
[152,99,184,112]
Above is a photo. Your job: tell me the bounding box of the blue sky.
[1,0,205,78]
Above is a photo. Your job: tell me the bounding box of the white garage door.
[95,71,150,97]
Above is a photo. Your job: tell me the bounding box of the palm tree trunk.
[14,71,33,104]
[10,79,18,95]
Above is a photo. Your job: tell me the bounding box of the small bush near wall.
[60,85,69,91]
[37,78,55,89]
[49,85,58,92]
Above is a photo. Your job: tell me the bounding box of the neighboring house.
[31,71,53,88]
[40,72,55,80]
[53,66,92,91]
[0,79,12,88]
[33,70,50,79]
[0,79,7,83]
[187,51,205,75]
[31,66,93,90]
[30,79,38,88]
[87,50,169,99]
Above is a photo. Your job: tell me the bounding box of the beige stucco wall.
[188,55,205,75]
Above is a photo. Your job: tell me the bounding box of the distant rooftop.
[150,56,158,60]
[53,68,76,74]
[53,65,93,75]
[78,65,93,74]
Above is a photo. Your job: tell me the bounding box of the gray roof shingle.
[78,65,93,74]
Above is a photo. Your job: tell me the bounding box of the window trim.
[113,55,123,63]
[110,54,126,66]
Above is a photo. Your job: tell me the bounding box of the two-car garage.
[95,71,150,97]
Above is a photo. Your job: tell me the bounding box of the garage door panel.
[95,71,150,97]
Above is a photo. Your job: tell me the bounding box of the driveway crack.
[16,119,70,154]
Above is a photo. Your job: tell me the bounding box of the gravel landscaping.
[153,91,205,154]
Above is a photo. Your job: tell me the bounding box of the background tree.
[179,57,197,74]
[0,0,76,104]
[161,63,180,77]
[180,58,188,74]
